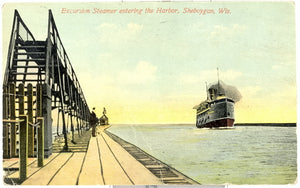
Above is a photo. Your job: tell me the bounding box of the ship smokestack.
[206,82,209,100]
[217,68,221,96]
[208,80,242,102]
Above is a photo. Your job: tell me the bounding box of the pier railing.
[3,116,44,182]
[3,82,45,181]
[3,10,35,86]
[46,10,90,149]
[3,83,43,158]
[3,9,91,158]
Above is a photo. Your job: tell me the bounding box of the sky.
[1,1,297,124]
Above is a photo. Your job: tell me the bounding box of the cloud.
[237,84,296,121]
[221,69,243,81]
[117,61,157,84]
[127,23,144,34]
[77,61,157,102]
[85,60,157,87]
[272,60,295,70]
[179,69,243,85]
[209,24,246,43]
[97,22,143,46]
[239,86,262,98]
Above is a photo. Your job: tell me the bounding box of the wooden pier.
[3,126,199,185]
[2,10,199,186]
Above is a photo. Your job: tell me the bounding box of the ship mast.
[217,67,220,96]
[206,82,209,100]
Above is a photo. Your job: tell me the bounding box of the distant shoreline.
[235,123,296,127]
[111,123,297,127]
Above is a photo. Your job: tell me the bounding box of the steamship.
[193,80,235,128]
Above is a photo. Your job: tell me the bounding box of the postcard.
[1,0,297,187]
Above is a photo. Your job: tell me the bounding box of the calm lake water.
[107,124,297,185]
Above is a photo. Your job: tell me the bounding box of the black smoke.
[208,80,242,102]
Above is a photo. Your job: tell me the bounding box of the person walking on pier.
[90,108,98,137]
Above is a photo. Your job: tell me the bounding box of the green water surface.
[108,125,297,185]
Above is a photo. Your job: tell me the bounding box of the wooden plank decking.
[3,126,199,185]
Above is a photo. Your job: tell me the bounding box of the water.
[51,124,88,138]
[107,124,297,185]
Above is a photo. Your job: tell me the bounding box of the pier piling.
[37,117,44,167]
[19,115,28,182]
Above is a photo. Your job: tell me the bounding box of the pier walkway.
[3,126,199,185]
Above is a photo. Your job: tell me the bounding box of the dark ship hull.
[203,118,234,128]
[194,89,235,128]
[195,97,235,128]
[194,69,237,129]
